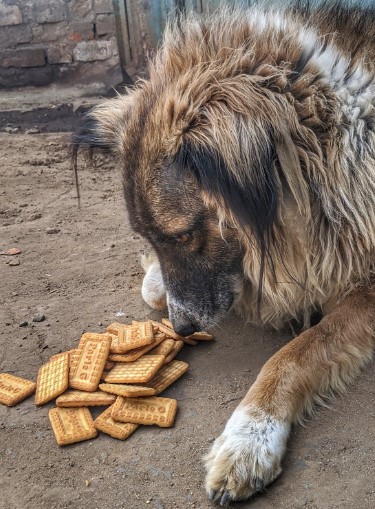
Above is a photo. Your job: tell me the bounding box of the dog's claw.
[220,490,230,506]
[255,478,265,493]
[208,489,216,501]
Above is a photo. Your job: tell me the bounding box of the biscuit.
[107,321,154,352]
[106,322,127,335]
[68,349,80,384]
[35,353,69,405]
[56,390,116,407]
[161,318,212,341]
[149,339,175,357]
[103,355,165,384]
[189,331,213,340]
[111,396,178,427]
[0,373,36,407]
[80,332,112,344]
[164,340,184,363]
[94,405,139,440]
[70,336,111,392]
[116,321,154,352]
[151,320,198,345]
[146,360,188,395]
[99,383,156,398]
[108,332,165,361]
[49,407,98,446]
[104,361,115,371]
[161,317,173,329]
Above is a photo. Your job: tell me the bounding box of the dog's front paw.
[205,407,290,505]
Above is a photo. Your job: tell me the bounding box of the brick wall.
[0,0,122,91]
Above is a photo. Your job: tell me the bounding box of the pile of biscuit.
[0,319,212,445]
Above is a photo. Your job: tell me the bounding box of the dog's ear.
[72,94,134,154]
[176,125,278,251]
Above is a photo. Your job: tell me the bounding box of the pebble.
[8,259,20,266]
[32,313,45,322]
[19,321,28,327]
[30,213,42,221]
[46,228,60,234]
[25,128,40,134]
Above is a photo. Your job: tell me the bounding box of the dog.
[73,2,375,504]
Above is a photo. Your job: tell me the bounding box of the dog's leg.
[205,283,374,504]
[141,252,167,310]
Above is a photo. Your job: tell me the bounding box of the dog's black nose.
[173,322,198,337]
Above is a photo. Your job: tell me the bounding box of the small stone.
[19,203,28,208]
[98,322,103,326]
[46,228,60,234]
[5,321,11,326]
[110,243,115,248]
[25,128,40,134]
[4,127,13,133]
[0,247,21,255]
[8,259,20,266]
[32,313,45,322]
[30,213,42,221]
[19,321,28,327]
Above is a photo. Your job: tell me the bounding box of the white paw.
[141,253,167,310]
[205,407,290,505]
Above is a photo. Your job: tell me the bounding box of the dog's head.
[73,14,319,333]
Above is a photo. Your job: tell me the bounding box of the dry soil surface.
[0,132,374,509]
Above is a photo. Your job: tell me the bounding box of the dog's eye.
[175,233,191,244]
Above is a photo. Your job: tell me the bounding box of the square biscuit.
[108,332,165,361]
[94,405,139,440]
[0,373,36,407]
[164,340,184,363]
[56,390,116,407]
[99,383,155,398]
[103,355,165,384]
[49,407,98,446]
[111,395,178,428]
[70,336,111,392]
[35,353,69,405]
[115,321,155,353]
[146,360,188,395]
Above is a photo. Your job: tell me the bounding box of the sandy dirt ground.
[0,132,374,509]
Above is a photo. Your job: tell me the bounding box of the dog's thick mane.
[74,2,375,327]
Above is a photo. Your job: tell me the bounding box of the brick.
[68,21,94,42]
[0,4,22,27]
[95,14,116,36]
[47,46,72,64]
[33,0,66,23]
[0,66,53,87]
[73,39,114,62]
[67,0,94,22]
[0,24,32,49]
[0,49,45,69]
[32,22,68,43]
[94,0,113,14]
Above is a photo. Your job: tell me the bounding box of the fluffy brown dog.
[74,3,375,505]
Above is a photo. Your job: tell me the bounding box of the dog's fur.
[73,2,375,504]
